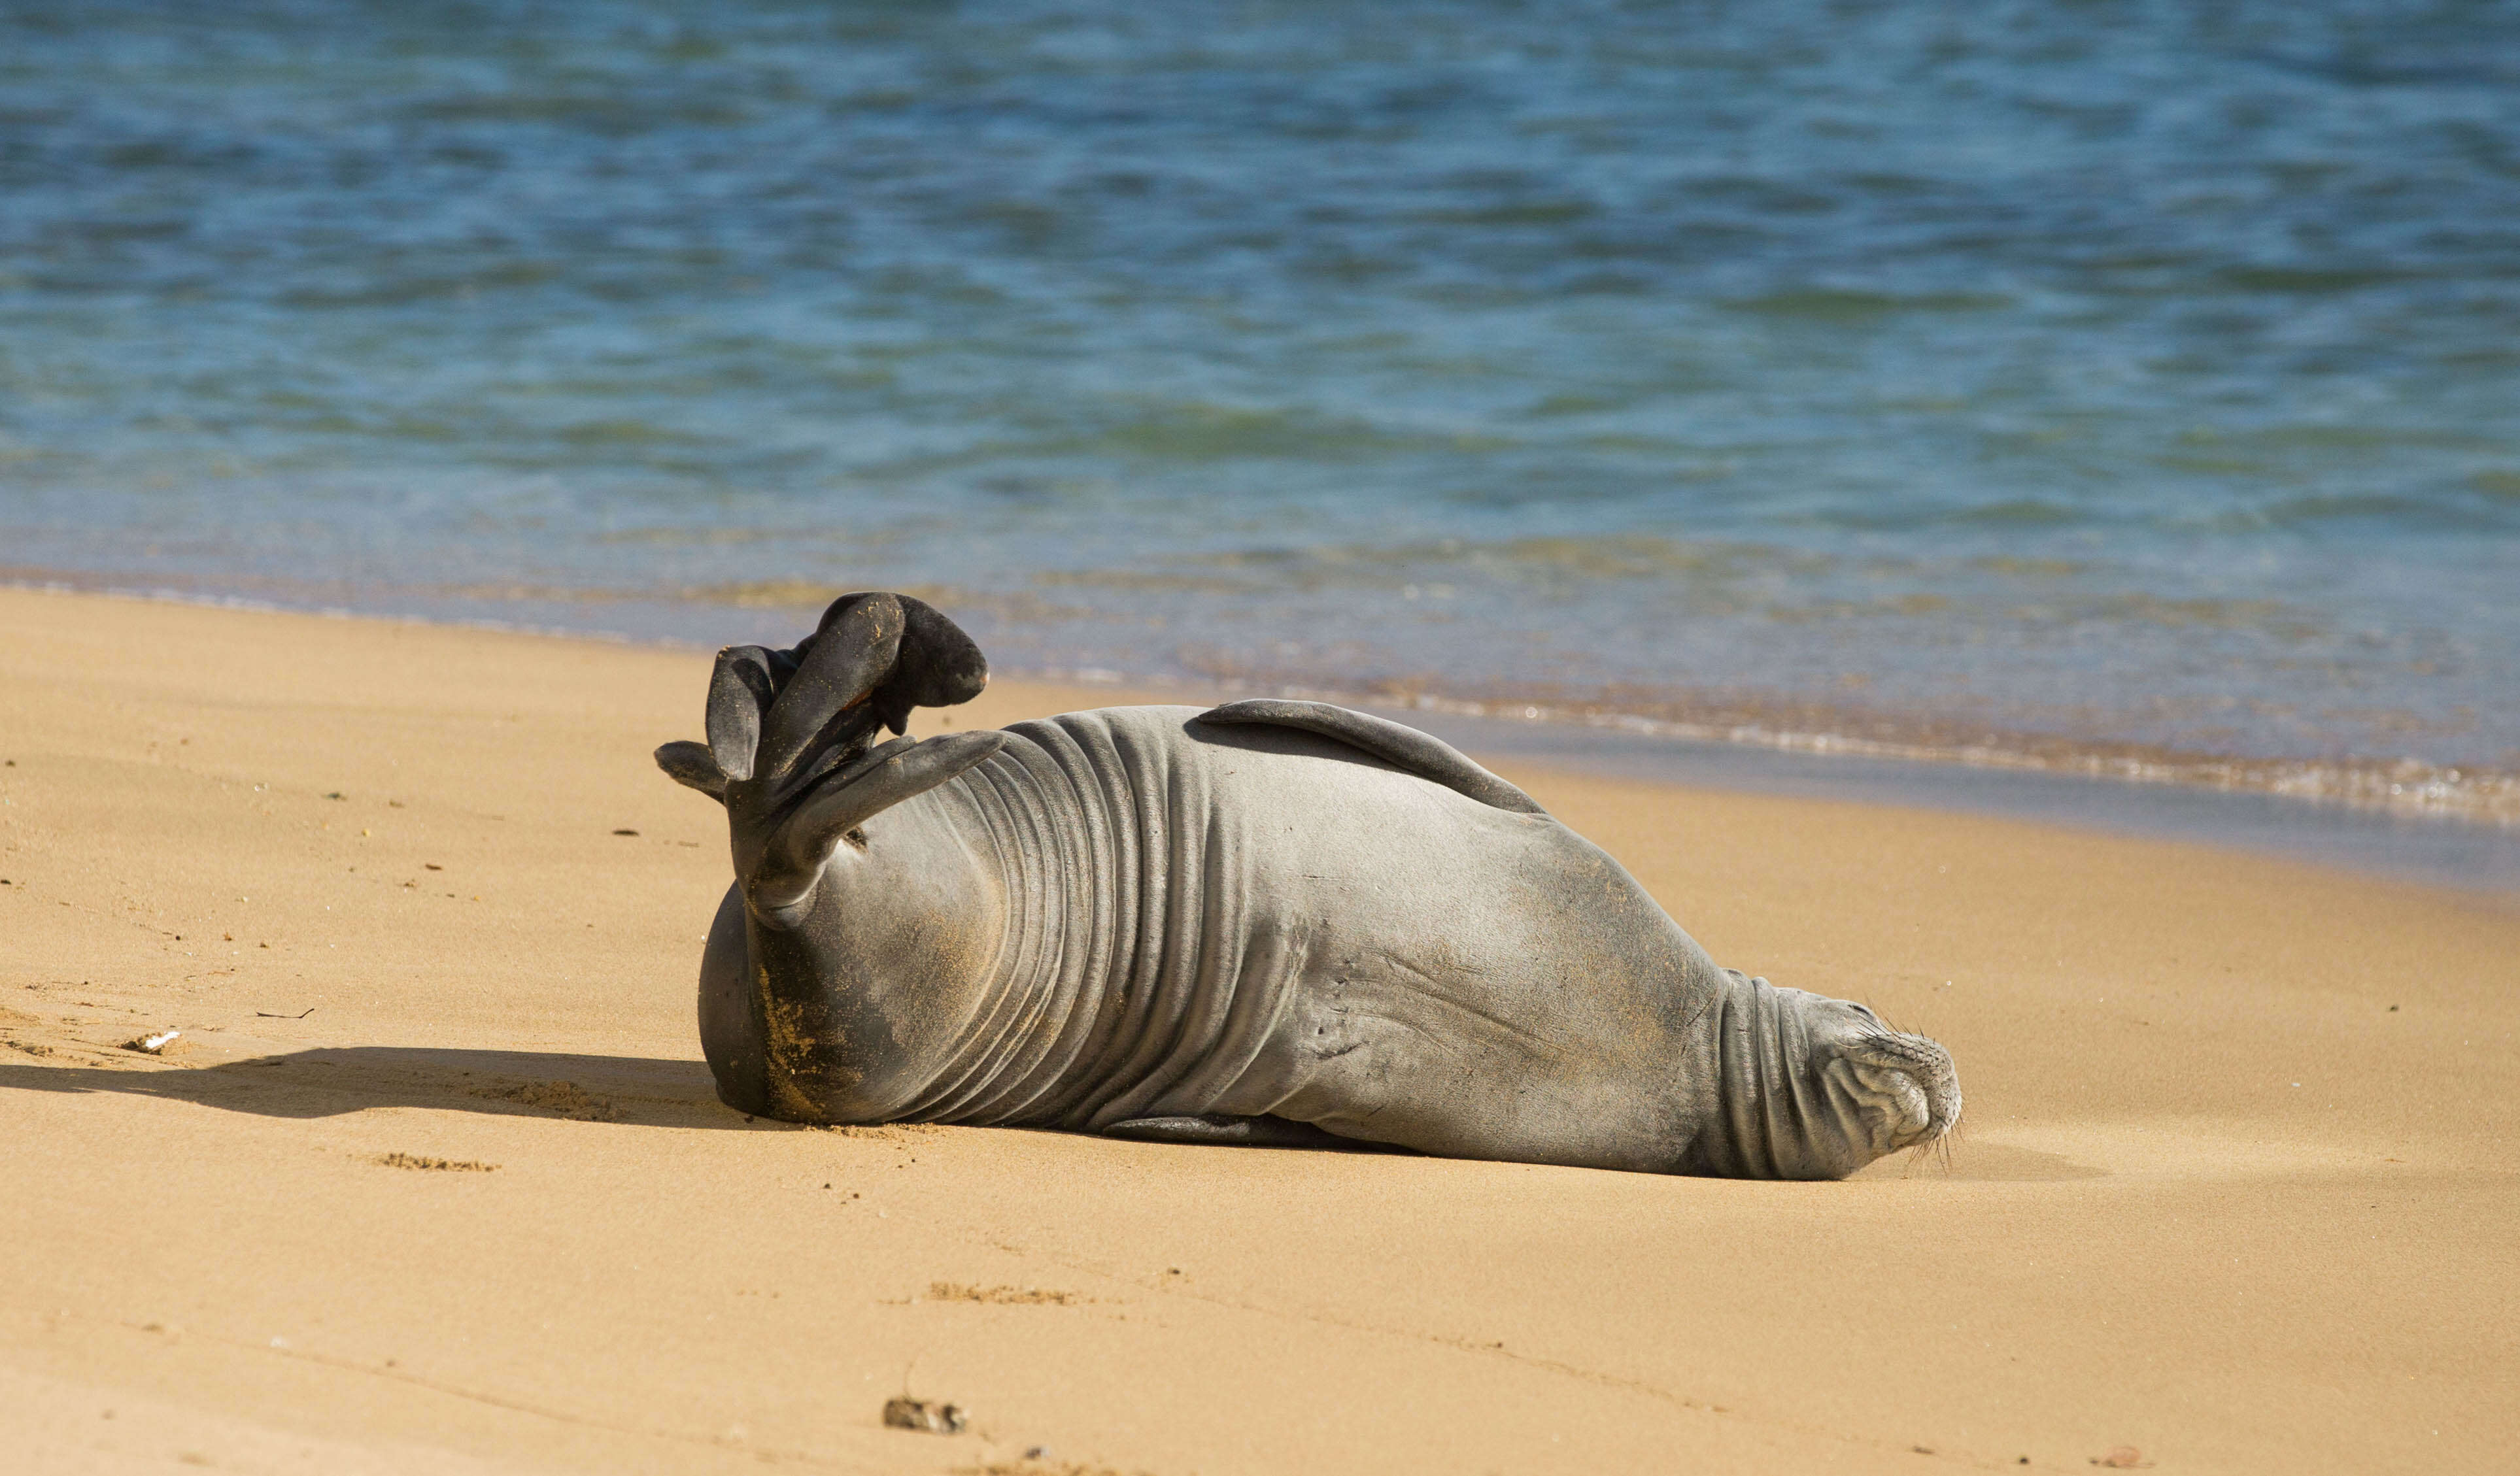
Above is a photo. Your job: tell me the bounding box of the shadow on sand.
[0,1046,1422,1154]
[0,1045,770,1130]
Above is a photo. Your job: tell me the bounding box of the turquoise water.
[5,1,2517,820]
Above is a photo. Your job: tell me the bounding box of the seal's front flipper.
[1102,1113,1400,1152]
[1194,699,1546,815]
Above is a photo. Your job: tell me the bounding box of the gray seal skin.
[656,592,1961,1180]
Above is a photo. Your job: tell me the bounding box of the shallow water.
[5,1,2518,827]
[1382,702,2520,898]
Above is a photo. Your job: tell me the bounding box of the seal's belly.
[789,706,1722,1170]
[1180,743,1723,1169]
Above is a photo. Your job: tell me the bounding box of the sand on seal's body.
[0,584,2513,1475]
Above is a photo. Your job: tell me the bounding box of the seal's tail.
[654,592,1003,920]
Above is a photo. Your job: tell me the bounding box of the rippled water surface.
[5,1,2517,816]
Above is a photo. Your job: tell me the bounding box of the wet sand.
[3,584,2513,1475]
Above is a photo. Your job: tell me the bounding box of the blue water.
[4,1,2517,818]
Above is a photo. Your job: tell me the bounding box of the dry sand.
[2,584,2514,1475]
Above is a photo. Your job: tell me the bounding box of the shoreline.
[11,573,2515,897]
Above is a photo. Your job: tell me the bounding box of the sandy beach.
[3,582,2513,1475]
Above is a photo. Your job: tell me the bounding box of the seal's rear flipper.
[655,592,998,924]
[655,740,729,801]
[1195,699,1546,815]
[1102,1113,1403,1152]
[755,592,989,788]
[656,592,993,809]
[772,730,1007,869]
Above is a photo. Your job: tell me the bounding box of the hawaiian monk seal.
[655,592,1960,1179]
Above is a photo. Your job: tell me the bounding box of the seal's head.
[1799,996,1962,1173]
[1689,973,1962,1180]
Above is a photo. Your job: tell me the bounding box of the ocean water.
[5,1,2518,824]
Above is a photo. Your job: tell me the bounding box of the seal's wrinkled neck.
[1677,970,1960,1181]
[1678,970,1814,1179]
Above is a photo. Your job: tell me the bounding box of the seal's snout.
[1843,1032,1962,1154]
[1801,998,1962,1169]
